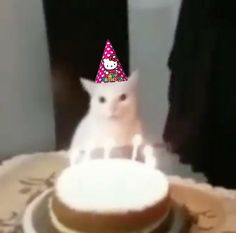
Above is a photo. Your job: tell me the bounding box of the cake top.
[55,159,169,213]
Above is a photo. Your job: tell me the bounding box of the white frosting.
[55,159,169,213]
[49,198,170,233]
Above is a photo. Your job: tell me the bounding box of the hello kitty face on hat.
[103,58,118,71]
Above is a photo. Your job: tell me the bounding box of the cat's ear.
[129,70,139,80]
[80,78,95,95]
[127,70,139,88]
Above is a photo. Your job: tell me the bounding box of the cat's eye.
[99,96,106,103]
[120,94,127,101]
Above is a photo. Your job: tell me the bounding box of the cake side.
[50,193,172,233]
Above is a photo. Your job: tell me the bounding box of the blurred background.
[1,0,236,188]
[0,0,181,155]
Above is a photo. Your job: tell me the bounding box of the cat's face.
[81,71,139,120]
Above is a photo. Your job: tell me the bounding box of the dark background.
[42,0,129,149]
[163,0,236,188]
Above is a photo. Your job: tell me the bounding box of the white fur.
[69,71,142,164]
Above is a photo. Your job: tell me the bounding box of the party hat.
[95,39,128,83]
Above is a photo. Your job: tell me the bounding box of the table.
[0,151,235,233]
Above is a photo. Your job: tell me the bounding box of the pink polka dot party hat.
[95,39,128,83]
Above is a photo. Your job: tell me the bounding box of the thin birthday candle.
[143,145,156,168]
[104,138,115,159]
[132,134,142,160]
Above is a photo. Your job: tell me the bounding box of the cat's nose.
[108,107,118,117]
[108,110,115,117]
[110,106,117,113]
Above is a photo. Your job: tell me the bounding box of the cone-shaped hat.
[95,39,127,83]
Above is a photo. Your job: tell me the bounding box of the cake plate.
[22,178,236,233]
[22,189,188,233]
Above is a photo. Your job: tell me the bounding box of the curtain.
[164,0,236,188]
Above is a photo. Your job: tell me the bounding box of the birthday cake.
[49,159,172,233]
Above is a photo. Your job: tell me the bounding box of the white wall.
[0,0,55,156]
[128,0,181,143]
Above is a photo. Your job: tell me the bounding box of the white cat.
[68,71,142,164]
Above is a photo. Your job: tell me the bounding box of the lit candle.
[104,138,115,159]
[143,145,156,168]
[132,134,142,160]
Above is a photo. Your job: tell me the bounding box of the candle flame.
[143,145,153,155]
[132,134,142,146]
[143,145,157,168]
